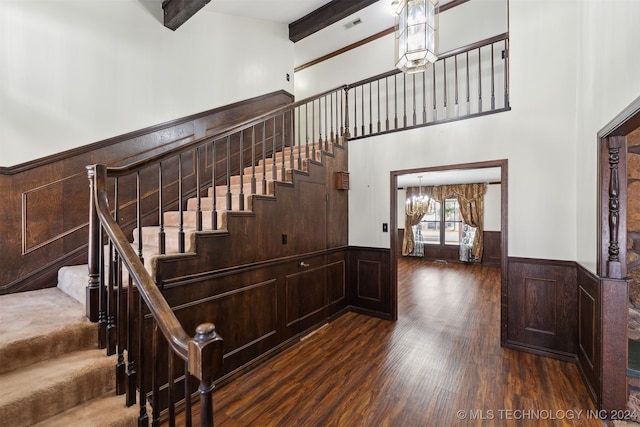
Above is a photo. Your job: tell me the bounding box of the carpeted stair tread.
[0,288,97,375]
[0,348,115,426]
[31,392,139,427]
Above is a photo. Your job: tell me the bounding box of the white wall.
[300,0,584,261]
[574,0,640,273]
[0,1,294,167]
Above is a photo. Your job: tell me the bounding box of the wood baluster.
[422,71,427,123]
[136,171,144,260]
[296,107,302,170]
[394,75,398,129]
[137,291,149,426]
[443,59,448,119]
[324,95,329,150]
[353,85,358,137]
[189,323,223,427]
[377,81,381,133]
[432,64,437,120]
[262,122,268,194]
[211,140,218,230]
[403,73,407,127]
[343,87,350,139]
[281,114,286,179]
[312,99,317,152]
[226,136,232,211]
[289,111,294,170]
[466,51,471,114]
[478,47,483,113]
[158,163,166,254]
[363,82,367,136]
[152,323,160,427]
[195,147,202,231]
[491,42,495,110]
[98,225,107,349]
[385,78,390,131]
[272,117,277,179]
[177,156,185,253]
[106,238,116,355]
[168,346,176,427]
[412,74,417,126]
[305,103,310,159]
[184,362,193,427]
[238,130,245,211]
[330,92,335,144]
[251,126,257,195]
[126,273,136,407]
[454,55,459,116]
[320,96,325,148]
[86,165,100,323]
[115,247,125,395]
[504,39,510,108]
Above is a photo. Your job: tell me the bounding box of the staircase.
[0,139,334,426]
[0,287,138,426]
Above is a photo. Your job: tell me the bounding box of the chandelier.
[406,176,435,216]
[394,0,439,74]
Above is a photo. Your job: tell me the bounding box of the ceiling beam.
[163,0,211,31]
[289,0,379,43]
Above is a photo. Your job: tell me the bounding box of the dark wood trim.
[162,0,211,31]
[295,28,395,73]
[0,90,293,174]
[576,263,600,404]
[347,246,393,320]
[289,0,379,42]
[293,0,474,72]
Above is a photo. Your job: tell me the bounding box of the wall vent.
[344,17,363,29]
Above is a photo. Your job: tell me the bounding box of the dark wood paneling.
[577,264,600,404]
[506,257,577,361]
[483,230,501,266]
[155,142,348,283]
[0,91,293,294]
[347,247,392,319]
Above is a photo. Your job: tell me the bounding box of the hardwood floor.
[174,258,604,426]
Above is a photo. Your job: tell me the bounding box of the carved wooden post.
[86,165,100,322]
[189,323,223,427]
[343,86,351,139]
[607,137,623,279]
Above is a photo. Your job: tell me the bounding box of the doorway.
[389,159,508,344]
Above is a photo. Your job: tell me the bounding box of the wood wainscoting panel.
[348,247,392,319]
[507,257,577,360]
[483,230,502,266]
[577,264,600,404]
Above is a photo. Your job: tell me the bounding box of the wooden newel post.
[189,322,223,427]
[86,165,101,322]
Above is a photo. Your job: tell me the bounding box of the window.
[419,197,462,245]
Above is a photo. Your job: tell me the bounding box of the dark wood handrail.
[106,84,347,177]
[347,32,509,88]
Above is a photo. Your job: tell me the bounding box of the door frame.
[389,159,508,343]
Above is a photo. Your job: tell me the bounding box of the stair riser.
[0,353,114,427]
[230,171,287,185]
[164,210,224,230]
[134,228,196,254]
[208,184,273,197]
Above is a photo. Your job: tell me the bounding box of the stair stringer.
[152,140,348,287]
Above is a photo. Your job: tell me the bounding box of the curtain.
[422,183,487,261]
[452,183,486,261]
[402,187,427,256]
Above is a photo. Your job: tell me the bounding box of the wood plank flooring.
[174,258,604,426]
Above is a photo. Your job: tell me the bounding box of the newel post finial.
[189,322,223,427]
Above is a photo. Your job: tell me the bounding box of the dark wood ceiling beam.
[163,0,211,31]
[289,0,379,42]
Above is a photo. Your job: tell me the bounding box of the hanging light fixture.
[394,0,439,74]
[406,176,435,216]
